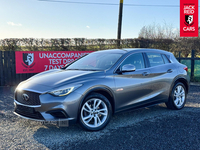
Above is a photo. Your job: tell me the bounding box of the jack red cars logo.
[180,0,198,37]
[15,51,93,74]
[22,53,35,68]
[185,15,193,25]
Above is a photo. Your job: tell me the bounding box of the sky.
[0,0,183,39]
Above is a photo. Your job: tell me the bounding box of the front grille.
[14,104,44,120]
[15,90,41,105]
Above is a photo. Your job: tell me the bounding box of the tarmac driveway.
[0,85,200,150]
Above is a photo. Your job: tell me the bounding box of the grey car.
[14,49,190,131]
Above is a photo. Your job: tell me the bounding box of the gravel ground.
[0,84,200,150]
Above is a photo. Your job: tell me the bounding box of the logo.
[23,53,34,66]
[22,93,29,101]
[22,53,35,68]
[180,0,198,37]
[185,15,194,25]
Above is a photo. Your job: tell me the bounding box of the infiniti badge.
[22,93,29,101]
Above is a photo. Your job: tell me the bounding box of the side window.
[146,53,164,67]
[121,53,145,69]
[166,55,170,60]
[162,54,170,64]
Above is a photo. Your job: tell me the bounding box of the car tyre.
[165,82,187,110]
[79,92,112,131]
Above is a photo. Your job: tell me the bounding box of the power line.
[38,0,180,7]
[39,0,120,6]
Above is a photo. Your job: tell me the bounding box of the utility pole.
[117,0,124,48]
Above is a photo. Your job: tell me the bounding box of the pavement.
[0,84,200,150]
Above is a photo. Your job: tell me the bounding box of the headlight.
[49,84,82,96]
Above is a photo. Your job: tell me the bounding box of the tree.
[138,23,178,39]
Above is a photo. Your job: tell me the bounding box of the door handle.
[142,72,150,76]
[167,69,173,73]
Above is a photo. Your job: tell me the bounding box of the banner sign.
[15,51,93,74]
[180,0,198,37]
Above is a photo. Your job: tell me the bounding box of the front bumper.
[14,91,83,125]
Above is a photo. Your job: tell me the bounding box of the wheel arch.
[170,77,189,94]
[77,86,115,121]
[166,77,189,110]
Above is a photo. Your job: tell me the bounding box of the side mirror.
[121,64,136,72]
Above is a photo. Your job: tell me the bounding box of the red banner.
[180,0,198,37]
[15,51,93,74]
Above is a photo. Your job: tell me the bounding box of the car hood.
[17,69,105,93]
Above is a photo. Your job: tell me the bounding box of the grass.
[181,60,200,82]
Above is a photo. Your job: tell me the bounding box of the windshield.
[66,52,122,71]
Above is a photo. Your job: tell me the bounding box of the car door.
[145,52,177,101]
[114,52,152,112]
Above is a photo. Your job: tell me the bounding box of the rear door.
[145,52,177,101]
[114,52,152,112]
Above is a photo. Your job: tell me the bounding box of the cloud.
[7,22,22,26]
[86,26,90,29]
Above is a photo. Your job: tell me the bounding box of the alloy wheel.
[81,98,108,128]
[173,85,185,107]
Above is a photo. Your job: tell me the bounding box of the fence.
[0,50,200,86]
[176,50,200,82]
[0,51,36,86]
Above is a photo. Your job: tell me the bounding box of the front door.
[114,53,152,112]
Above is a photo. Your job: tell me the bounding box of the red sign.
[180,0,198,37]
[15,51,93,74]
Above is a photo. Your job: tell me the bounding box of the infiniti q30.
[14,49,190,131]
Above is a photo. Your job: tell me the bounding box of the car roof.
[92,49,126,54]
[123,48,172,54]
[93,48,172,55]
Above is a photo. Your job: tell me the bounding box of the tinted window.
[121,53,145,69]
[146,53,164,67]
[162,54,170,64]
[166,54,170,60]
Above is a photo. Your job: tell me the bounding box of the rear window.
[146,53,164,67]
[162,54,170,64]
[166,55,170,60]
